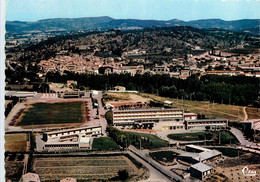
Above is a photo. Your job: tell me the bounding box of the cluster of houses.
[37,50,260,79]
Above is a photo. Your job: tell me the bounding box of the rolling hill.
[6,16,260,34]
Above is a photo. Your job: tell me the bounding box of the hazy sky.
[6,0,260,21]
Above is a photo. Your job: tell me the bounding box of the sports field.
[16,102,85,126]
[4,133,29,152]
[32,155,141,181]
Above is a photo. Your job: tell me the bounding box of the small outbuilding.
[190,162,213,180]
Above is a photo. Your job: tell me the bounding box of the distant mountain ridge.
[6,16,260,34]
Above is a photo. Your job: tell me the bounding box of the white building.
[185,119,228,130]
[38,126,102,151]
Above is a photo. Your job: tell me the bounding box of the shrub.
[118,169,129,181]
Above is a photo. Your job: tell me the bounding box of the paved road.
[97,91,108,135]
[243,107,248,121]
[83,91,107,135]
[230,127,251,146]
[129,145,183,182]
[127,151,171,182]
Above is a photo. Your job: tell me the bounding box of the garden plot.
[4,133,29,152]
[32,155,139,181]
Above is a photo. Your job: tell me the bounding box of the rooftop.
[186,119,227,122]
[190,162,213,172]
[45,125,101,135]
[113,107,183,113]
[186,145,211,152]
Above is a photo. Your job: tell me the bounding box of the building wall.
[190,168,203,180]
[113,108,183,125]
[186,119,227,130]
[45,126,102,140]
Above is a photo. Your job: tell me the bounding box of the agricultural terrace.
[168,131,239,145]
[141,93,260,121]
[5,154,25,182]
[149,151,178,163]
[4,133,29,152]
[32,155,143,181]
[92,137,120,150]
[16,101,86,126]
[216,154,260,182]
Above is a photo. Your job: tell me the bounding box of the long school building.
[185,119,228,130]
[112,108,184,125]
[112,107,228,131]
[39,125,102,151]
[43,125,102,141]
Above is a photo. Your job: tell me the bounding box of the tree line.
[46,71,259,107]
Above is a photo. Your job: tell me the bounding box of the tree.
[205,126,210,131]
[118,170,129,181]
[105,111,112,125]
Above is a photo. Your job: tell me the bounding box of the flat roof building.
[112,107,184,126]
[184,113,197,120]
[178,146,221,164]
[185,119,228,130]
[39,125,102,151]
[186,144,211,153]
[239,119,260,131]
[43,125,102,141]
[190,162,213,180]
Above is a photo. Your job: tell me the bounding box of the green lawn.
[211,131,240,145]
[213,148,247,157]
[18,102,84,125]
[168,132,213,141]
[167,131,239,145]
[149,151,178,163]
[124,131,168,149]
[92,137,120,150]
[141,93,248,121]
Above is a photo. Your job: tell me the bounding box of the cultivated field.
[16,101,86,126]
[4,133,29,152]
[32,155,141,181]
[215,154,260,181]
[5,154,25,182]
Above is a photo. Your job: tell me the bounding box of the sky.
[5,0,260,21]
